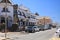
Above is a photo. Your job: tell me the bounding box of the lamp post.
[5,0,7,39]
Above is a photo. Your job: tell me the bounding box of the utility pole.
[5,0,7,39]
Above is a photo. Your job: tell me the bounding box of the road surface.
[0,28,56,40]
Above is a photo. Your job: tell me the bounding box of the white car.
[25,26,40,33]
[55,28,60,38]
[33,26,40,32]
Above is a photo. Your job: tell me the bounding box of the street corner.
[49,36,60,40]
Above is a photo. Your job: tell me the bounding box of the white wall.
[0,3,13,20]
[0,3,14,27]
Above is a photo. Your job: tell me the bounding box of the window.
[2,7,10,12]
[22,12,26,18]
[18,10,22,16]
[14,10,17,13]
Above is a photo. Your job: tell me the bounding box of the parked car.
[55,25,60,37]
[18,26,25,31]
[33,26,40,32]
[55,28,60,38]
[25,26,40,33]
[44,24,51,30]
[38,24,51,31]
[38,25,45,31]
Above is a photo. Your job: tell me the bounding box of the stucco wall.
[0,3,13,20]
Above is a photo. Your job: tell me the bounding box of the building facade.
[0,0,20,31]
[0,0,52,31]
[18,5,37,27]
[37,16,52,25]
[0,0,38,31]
[0,0,14,29]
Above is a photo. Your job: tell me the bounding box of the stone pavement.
[0,29,56,40]
[0,31,28,40]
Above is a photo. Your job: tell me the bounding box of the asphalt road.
[0,28,56,40]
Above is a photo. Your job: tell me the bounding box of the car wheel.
[42,29,44,31]
[39,29,41,31]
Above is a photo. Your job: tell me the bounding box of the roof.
[19,4,29,11]
[0,0,11,4]
[39,16,50,19]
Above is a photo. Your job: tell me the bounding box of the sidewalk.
[0,31,28,40]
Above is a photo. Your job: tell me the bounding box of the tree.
[35,12,39,16]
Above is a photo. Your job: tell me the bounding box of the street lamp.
[4,0,8,39]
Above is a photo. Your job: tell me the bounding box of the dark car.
[25,26,35,33]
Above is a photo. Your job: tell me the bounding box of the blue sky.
[11,0,60,23]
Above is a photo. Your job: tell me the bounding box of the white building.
[18,5,37,26]
[0,0,39,31]
[0,0,14,27]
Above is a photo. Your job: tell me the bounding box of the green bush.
[11,24,18,32]
[0,24,5,31]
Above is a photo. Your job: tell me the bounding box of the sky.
[11,0,60,23]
